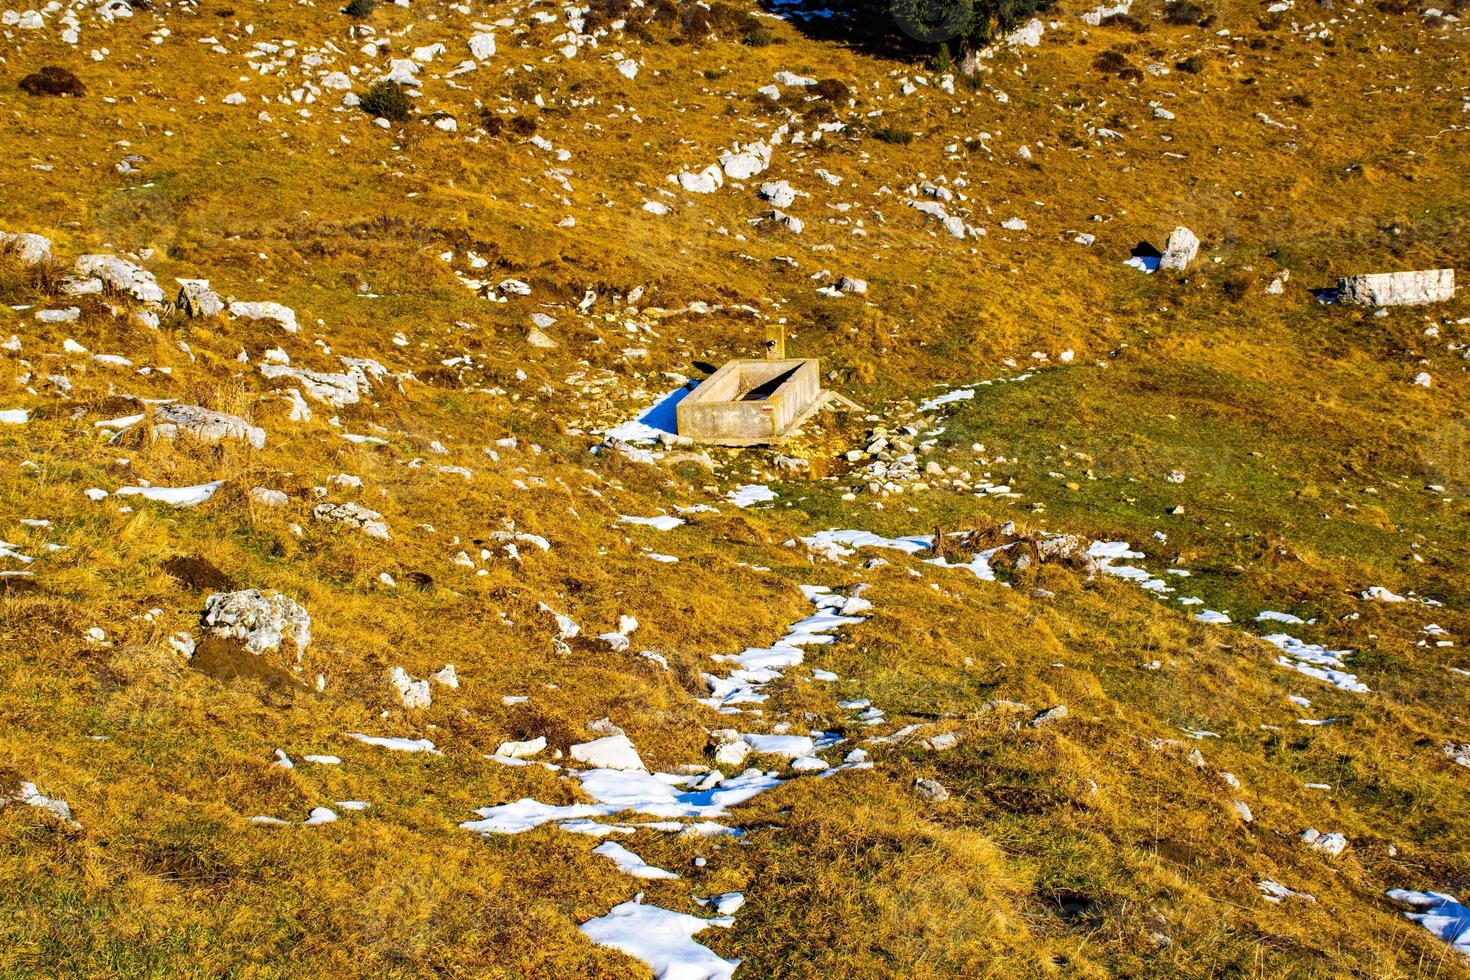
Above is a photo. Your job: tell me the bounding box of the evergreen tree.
[889,0,1053,59]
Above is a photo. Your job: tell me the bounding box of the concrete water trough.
[676,358,845,446]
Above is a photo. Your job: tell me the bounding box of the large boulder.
[229,301,299,333]
[758,181,798,209]
[677,165,723,194]
[175,279,224,318]
[755,209,804,235]
[1158,226,1200,271]
[0,231,53,265]
[153,403,266,450]
[73,254,165,303]
[719,141,771,181]
[201,590,312,661]
[1338,269,1454,306]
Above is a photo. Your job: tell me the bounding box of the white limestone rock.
[570,734,644,770]
[758,181,798,208]
[175,279,224,318]
[496,736,547,759]
[229,301,299,333]
[1158,226,1200,271]
[73,254,164,303]
[312,501,391,540]
[202,589,312,659]
[1339,269,1454,306]
[153,403,265,450]
[0,232,53,265]
[389,666,432,709]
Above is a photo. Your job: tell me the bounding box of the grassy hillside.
[1,0,1469,975]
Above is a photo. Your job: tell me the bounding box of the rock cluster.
[312,501,391,540]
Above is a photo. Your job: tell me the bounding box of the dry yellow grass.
[1,0,1468,975]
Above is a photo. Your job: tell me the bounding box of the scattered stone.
[914,777,950,802]
[1028,705,1069,727]
[389,666,431,709]
[1,780,80,828]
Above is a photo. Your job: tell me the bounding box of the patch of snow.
[620,514,685,532]
[592,841,678,880]
[114,481,225,507]
[726,485,775,508]
[1386,889,1470,956]
[579,901,737,980]
[344,733,440,754]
